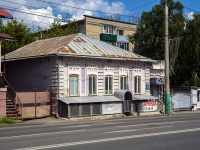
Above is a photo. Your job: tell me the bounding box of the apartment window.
[102,25,116,34]
[134,76,141,94]
[120,76,127,90]
[117,30,124,36]
[69,75,78,96]
[89,75,97,95]
[105,76,113,95]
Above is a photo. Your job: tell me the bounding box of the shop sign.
[146,83,150,90]
[143,101,157,111]
[102,103,122,114]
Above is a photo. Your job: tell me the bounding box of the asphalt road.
[0,113,200,150]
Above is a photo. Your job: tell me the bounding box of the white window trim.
[69,75,79,97]
[105,75,113,95]
[134,76,141,95]
[88,75,97,96]
[120,76,128,90]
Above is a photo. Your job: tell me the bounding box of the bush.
[0,117,16,124]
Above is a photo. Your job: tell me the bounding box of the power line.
[1,0,72,19]
[2,5,56,19]
[2,2,140,25]
[184,6,200,14]
[33,0,137,18]
[1,0,142,23]
[121,0,159,14]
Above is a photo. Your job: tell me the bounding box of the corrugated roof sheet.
[5,33,155,62]
[59,96,122,104]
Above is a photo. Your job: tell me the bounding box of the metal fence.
[59,102,102,118]
[171,92,191,111]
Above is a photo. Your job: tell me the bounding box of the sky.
[0,0,199,32]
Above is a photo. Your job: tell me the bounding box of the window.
[120,76,127,90]
[89,75,97,95]
[117,30,124,36]
[116,42,129,51]
[134,76,141,94]
[105,76,113,95]
[102,25,116,34]
[69,75,78,96]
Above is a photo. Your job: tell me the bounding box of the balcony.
[100,33,117,42]
[117,35,129,43]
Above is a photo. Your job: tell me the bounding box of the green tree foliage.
[0,19,35,54]
[37,20,80,39]
[128,0,185,60]
[171,14,200,86]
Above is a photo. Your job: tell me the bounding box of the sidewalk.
[20,110,200,125]
[21,114,126,125]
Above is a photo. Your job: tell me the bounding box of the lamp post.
[164,0,170,115]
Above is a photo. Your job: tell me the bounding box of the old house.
[4,33,163,118]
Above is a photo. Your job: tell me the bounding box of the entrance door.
[123,100,131,113]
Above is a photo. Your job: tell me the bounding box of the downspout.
[57,63,60,98]
[57,63,61,115]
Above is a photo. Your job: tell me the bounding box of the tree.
[128,0,185,60]
[37,20,80,39]
[171,14,200,86]
[0,19,35,54]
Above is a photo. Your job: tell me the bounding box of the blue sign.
[146,83,150,90]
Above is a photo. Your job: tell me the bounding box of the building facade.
[79,15,136,52]
[4,33,163,117]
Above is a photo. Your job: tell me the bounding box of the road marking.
[14,128,200,150]
[102,125,172,134]
[59,125,91,128]
[116,120,188,128]
[0,129,86,140]
[102,122,126,125]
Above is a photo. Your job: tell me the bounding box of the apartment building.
[78,15,136,52]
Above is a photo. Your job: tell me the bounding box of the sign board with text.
[102,103,122,114]
[143,101,157,111]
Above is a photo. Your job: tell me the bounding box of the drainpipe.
[57,63,60,98]
[57,63,60,115]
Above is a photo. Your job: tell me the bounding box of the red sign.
[144,101,157,106]
[143,101,157,111]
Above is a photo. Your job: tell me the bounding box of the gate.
[171,93,191,110]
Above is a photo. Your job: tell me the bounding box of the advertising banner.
[143,101,157,111]
[102,103,122,114]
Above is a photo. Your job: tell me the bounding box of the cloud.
[1,0,126,31]
[187,12,194,20]
[13,6,55,31]
[58,0,125,20]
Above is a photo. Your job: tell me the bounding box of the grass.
[0,117,16,124]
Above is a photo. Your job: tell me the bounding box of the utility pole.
[165,0,170,115]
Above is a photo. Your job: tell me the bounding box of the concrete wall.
[5,57,52,92]
[0,89,7,118]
